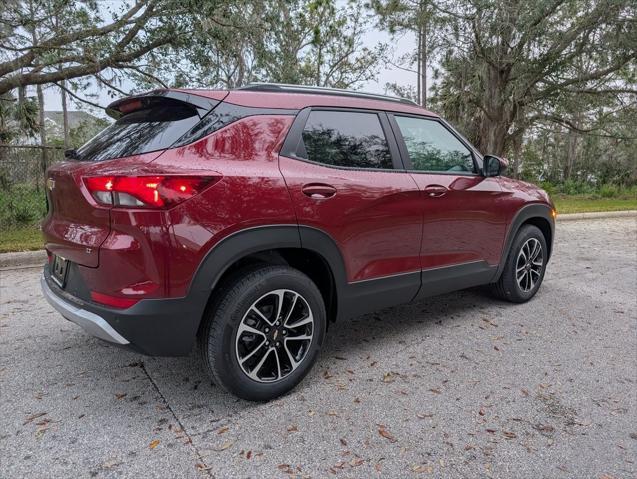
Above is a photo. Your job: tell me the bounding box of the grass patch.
[0,226,44,253]
[553,195,637,214]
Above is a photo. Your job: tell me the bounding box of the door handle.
[302,183,337,199]
[423,184,448,198]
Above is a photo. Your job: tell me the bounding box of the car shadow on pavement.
[49,286,521,428]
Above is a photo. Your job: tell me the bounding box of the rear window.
[76,98,204,162]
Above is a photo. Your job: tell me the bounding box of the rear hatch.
[42,91,221,267]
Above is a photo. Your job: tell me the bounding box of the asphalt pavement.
[1,217,636,478]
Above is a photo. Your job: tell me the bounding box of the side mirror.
[483,155,508,177]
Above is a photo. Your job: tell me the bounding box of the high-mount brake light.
[118,99,143,114]
[83,176,215,208]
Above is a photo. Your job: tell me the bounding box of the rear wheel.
[490,224,547,303]
[199,265,326,401]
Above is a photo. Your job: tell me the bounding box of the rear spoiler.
[106,90,220,120]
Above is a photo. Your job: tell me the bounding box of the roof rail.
[236,83,418,106]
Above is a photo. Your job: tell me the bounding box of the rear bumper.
[41,266,207,356]
[41,275,129,345]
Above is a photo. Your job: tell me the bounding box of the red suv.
[41,84,555,401]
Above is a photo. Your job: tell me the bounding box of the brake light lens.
[83,176,214,208]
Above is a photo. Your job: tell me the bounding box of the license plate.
[51,255,69,288]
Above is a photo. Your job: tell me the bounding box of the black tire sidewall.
[502,225,548,302]
[205,266,326,401]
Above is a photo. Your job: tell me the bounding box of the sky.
[42,19,419,115]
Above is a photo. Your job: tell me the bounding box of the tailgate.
[41,154,160,267]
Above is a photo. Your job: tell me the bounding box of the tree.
[371,0,443,107]
[260,0,387,89]
[431,0,636,157]
[0,91,38,145]
[0,0,195,96]
[142,0,386,90]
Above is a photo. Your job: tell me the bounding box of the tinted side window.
[299,111,392,169]
[394,116,475,173]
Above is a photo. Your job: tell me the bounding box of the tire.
[198,265,326,401]
[489,224,548,303]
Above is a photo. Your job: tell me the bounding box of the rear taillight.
[83,176,215,208]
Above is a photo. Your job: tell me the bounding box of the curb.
[1,211,635,270]
[0,250,47,270]
[556,210,637,222]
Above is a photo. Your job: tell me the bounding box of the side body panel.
[154,114,297,297]
[279,156,423,282]
[408,173,508,268]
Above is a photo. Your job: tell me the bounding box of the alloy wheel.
[235,289,314,383]
[515,238,543,292]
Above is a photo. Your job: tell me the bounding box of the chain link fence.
[0,145,65,230]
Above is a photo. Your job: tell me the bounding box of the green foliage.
[429,0,636,159]
[0,184,47,227]
[144,0,386,90]
[0,91,39,144]
[0,0,191,96]
[535,181,637,199]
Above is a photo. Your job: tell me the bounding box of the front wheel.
[489,224,548,303]
[199,265,326,401]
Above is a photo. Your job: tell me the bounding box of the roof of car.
[175,84,439,117]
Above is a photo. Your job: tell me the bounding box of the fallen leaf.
[503,431,517,439]
[416,413,433,419]
[246,450,252,459]
[215,441,233,451]
[217,426,229,434]
[287,424,298,433]
[102,459,121,469]
[479,408,486,416]
[23,412,46,425]
[115,393,127,400]
[534,424,555,434]
[277,464,294,474]
[334,356,347,360]
[340,438,348,446]
[383,372,395,383]
[350,457,364,467]
[378,426,397,443]
[429,388,441,394]
[327,410,338,417]
[149,439,160,450]
[412,464,433,473]
[375,462,383,472]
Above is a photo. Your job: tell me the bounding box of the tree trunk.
[60,80,69,149]
[416,26,421,105]
[421,22,427,108]
[316,44,322,86]
[36,84,47,189]
[564,129,577,181]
